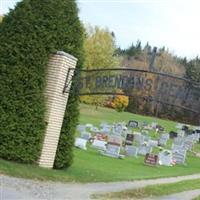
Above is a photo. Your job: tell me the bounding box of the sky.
[0,0,200,59]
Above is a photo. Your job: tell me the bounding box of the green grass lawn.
[194,195,200,200]
[0,103,200,183]
[79,104,178,132]
[93,178,200,199]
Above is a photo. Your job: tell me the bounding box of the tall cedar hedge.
[0,0,84,168]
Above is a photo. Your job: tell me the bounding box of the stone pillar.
[39,51,77,168]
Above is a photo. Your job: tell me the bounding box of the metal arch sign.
[64,68,200,125]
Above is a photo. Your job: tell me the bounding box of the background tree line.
[80,23,200,117]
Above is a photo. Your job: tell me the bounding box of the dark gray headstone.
[127,120,138,128]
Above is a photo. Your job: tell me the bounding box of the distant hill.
[117,43,185,77]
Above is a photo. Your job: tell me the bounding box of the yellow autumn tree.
[111,94,129,112]
[80,24,119,109]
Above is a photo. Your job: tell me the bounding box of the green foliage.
[0,0,84,167]
[96,178,200,199]
[185,57,200,82]
[80,25,119,108]
[80,95,108,110]
[84,25,119,69]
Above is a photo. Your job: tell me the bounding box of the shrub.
[0,0,84,167]
[111,95,129,112]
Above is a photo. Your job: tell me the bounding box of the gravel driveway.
[1,174,200,200]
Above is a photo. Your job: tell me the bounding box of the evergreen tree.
[0,0,84,168]
[186,57,200,82]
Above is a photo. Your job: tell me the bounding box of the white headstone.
[75,137,87,150]
[183,140,193,151]
[125,146,138,157]
[173,137,184,146]
[158,134,169,146]
[101,144,121,158]
[92,139,107,151]
[134,133,144,144]
[138,145,152,156]
[172,143,183,151]
[148,140,158,147]
[159,150,173,166]
[90,126,100,133]
[108,135,122,146]
[172,149,186,164]
[80,131,91,140]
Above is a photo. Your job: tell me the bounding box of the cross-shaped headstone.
[148,47,161,71]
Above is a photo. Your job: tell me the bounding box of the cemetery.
[0,3,200,199]
[1,0,200,199]
[1,103,200,183]
[75,105,200,168]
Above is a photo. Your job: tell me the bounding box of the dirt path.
[1,174,200,200]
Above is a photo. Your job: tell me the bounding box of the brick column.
[39,51,77,168]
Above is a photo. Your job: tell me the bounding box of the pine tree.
[0,0,84,168]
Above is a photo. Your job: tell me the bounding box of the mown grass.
[194,195,200,200]
[0,104,200,183]
[93,178,200,199]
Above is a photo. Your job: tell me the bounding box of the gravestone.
[177,130,185,137]
[80,131,91,140]
[185,129,194,136]
[92,139,107,151]
[169,131,178,139]
[147,140,158,147]
[76,125,86,133]
[143,135,150,142]
[183,140,193,151]
[172,143,183,152]
[74,137,87,150]
[125,134,134,145]
[127,120,138,128]
[125,146,138,157]
[100,124,112,134]
[156,125,164,132]
[95,133,108,141]
[158,134,169,146]
[108,135,122,146]
[90,126,100,134]
[182,125,189,131]
[173,137,184,146]
[195,129,200,134]
[172,149,186,164]
[193,133,200,142]
[159,150,173,166]
[143,123,152,130]
[144,153,158,166]
[151,122,157,129]
[134,133,144,144]
[100,135,124,158]
[138,145,152,156]
[106,144,120,157]
[112,125,122,136]
[101,144,121,158]
[176,123,184,129]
